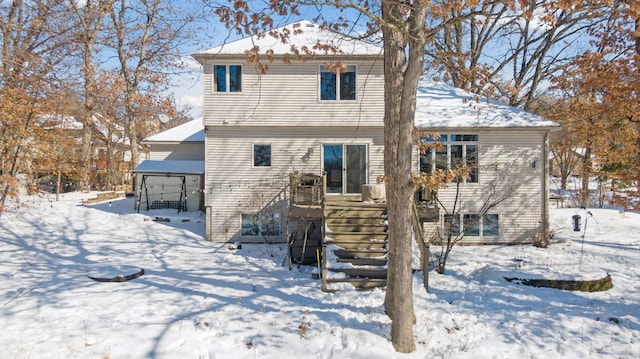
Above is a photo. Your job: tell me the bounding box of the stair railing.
[321,172,328,292]
[412,200,429,292]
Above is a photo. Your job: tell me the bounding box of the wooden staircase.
[288,173,436,292]
[322,198,388,291]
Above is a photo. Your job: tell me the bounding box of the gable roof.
[144,117,204,143]
[193,20,383,59]
[415,80,559,129]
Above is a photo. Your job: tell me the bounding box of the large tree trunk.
[80,63,95,192]
[634,10,639,195]
[73,0,110,192]
[80,110,93,191]
[381,1,427,353]
[126,98,140,172]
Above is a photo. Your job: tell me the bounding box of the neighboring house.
[133,118,205,212]
[192,20,559,244]
[36,114,136,192]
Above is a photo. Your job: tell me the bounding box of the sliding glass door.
[323,144,367,194]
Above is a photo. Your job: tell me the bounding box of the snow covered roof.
[92,113,127,145]
[39,113,130,145]
[133,160,204,175]
[193,20,383,59]
[548,148,596,160]
[414,81,559,129]
[144,118,204,143]
[40,114,83,130]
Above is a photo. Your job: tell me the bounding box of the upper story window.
[253,144,271,167]
[214,65,242,92]
[319,64,356,101]
[420,134,478,183]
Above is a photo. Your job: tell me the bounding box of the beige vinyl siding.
[201,59,384,128]
[205,126,384,242]
[420,130,547,244]
[148,143,204,161]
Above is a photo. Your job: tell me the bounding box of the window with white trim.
[213,64,242,92]
[420,134,478,182]
[319,64,356,101]
[444,213,499,237]
[241,212,281,237]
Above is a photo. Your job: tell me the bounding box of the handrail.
[412,200,429,291]
[289,172,323,206]
[411,200,424,245]
[321,172,328,292]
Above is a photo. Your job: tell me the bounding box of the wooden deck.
[287,173,432,291]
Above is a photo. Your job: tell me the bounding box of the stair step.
[325,239,387,249]
[324,208,386,218]
[325,201,387,210]
[336,258,388,266]
[329,267,387,278]
[325,277,387,290]
[325,217,386,225]
[325,195,362,203]
[333,248,387,259]
[321,201,389,291]
[327,232,388,241]
[326,223,387,232]
[324,213,386,220]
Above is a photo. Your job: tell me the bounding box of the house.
[191,20,559,246]
[413,82,559,244]
[132,118,205,212]
[35,114,138,192]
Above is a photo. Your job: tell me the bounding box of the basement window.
[446,213,499,237]
[241,212,281,237]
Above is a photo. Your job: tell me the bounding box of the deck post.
[422,243,429,292]
[321,172,328,291]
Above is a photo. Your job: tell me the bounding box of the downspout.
[542,132,550,238]
[204,125,212,242]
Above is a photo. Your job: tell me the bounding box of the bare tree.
[239,181,287,253]
[106,0,194,171]
[0,0,74,214]
[431,175,511,274]
[549,0,640,207]
[426,0,611,111]
[67,0,112,191]
[549,130,583,190]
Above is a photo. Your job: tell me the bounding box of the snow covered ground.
[0,192,638,358]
